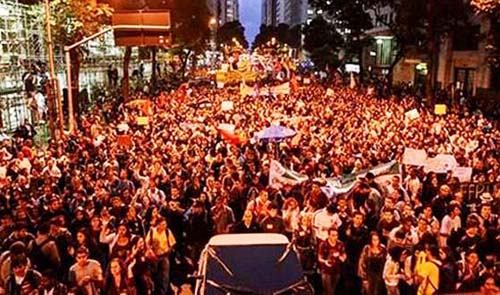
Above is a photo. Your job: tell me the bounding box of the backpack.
[29,239,55,272]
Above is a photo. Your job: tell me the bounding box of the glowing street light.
[209,17,217,26]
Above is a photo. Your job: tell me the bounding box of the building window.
[453,25,480,51]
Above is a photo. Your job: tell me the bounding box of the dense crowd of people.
[0,80,499,295]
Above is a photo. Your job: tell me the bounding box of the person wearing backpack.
[145,216,176,295]
[27,223,61,273]
[416,245,441,295]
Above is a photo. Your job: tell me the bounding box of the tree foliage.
[217,21,249,49]
[49,0,112,121]
[303,17,343,70]
[171,0,211,52]
[252,23,302,49]
[50,0,113,47]
[471,0,500,16]
[309,0,373,78]
[470,0,500,68]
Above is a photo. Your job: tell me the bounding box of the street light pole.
[209,17,217,71]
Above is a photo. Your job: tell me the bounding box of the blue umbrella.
[257,125,297,141]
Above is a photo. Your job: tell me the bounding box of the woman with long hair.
[126,237,154,295]
[100,221,136,261]
[74,228,101,263]
[358,231,387,295]
[383,246,404,295]
[143,206,160,234]
[438,246,457,293]
[104,258,137,295]
[292,214,316,272]
[282,197,300,239]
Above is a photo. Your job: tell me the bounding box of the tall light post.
[209,17,217,70]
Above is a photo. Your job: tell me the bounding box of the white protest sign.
[221,101,234,111]
[405,109,420,121]
[217,123,235,134]
[424,154,458,173]
[402,148,427,166]
[452,167,473,183]
[303,78,311,85]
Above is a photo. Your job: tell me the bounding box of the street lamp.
[209,17,217,70]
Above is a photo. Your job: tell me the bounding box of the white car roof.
[208,234,289,246]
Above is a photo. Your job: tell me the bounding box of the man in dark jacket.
[260,203,285,234]
[2,255,41,295]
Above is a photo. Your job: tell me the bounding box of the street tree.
[217,21,249,49]
[368,0,468,103]
[366,0,426,82]
[50,0,112,121]
[303,16,344,71]
[471,0,500,68]
[252,25,277,49]
[309,0,373,80]
[169,0,211,80]
[471,0,500,15]
[252,24,301,49]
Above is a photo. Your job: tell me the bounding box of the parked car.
[193,233,314,295]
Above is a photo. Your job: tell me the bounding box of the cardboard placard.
[221,101,234,111]
[435,104,447,115]
[452,167,473,183]
[137,116,149,126]
[424,154,458,173]
[402,148,427,166]
[405,109,420,121]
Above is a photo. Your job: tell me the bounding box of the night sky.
[240,0,261,46]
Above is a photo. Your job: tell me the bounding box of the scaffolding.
[0,0,154,134]
[0,0,45,132]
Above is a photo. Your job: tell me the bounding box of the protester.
[0,78,499,295]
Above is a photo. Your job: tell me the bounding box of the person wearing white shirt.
[404,169,421,200]
[439,203,461,247]
[16,152,31,173]
[388,217,418,249]
[313,204,343,241]
[383,247,404,295]
[42,159,61,180]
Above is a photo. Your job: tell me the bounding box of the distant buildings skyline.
[261,0,308,28]
[208,0,240,26]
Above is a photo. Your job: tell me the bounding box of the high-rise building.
[276,0,286,24]
[283,0,307,27]
[262,0,308,27]
[261,0,277,26]
[217,0,239,25]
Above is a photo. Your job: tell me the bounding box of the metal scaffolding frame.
[0,0,139,132]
